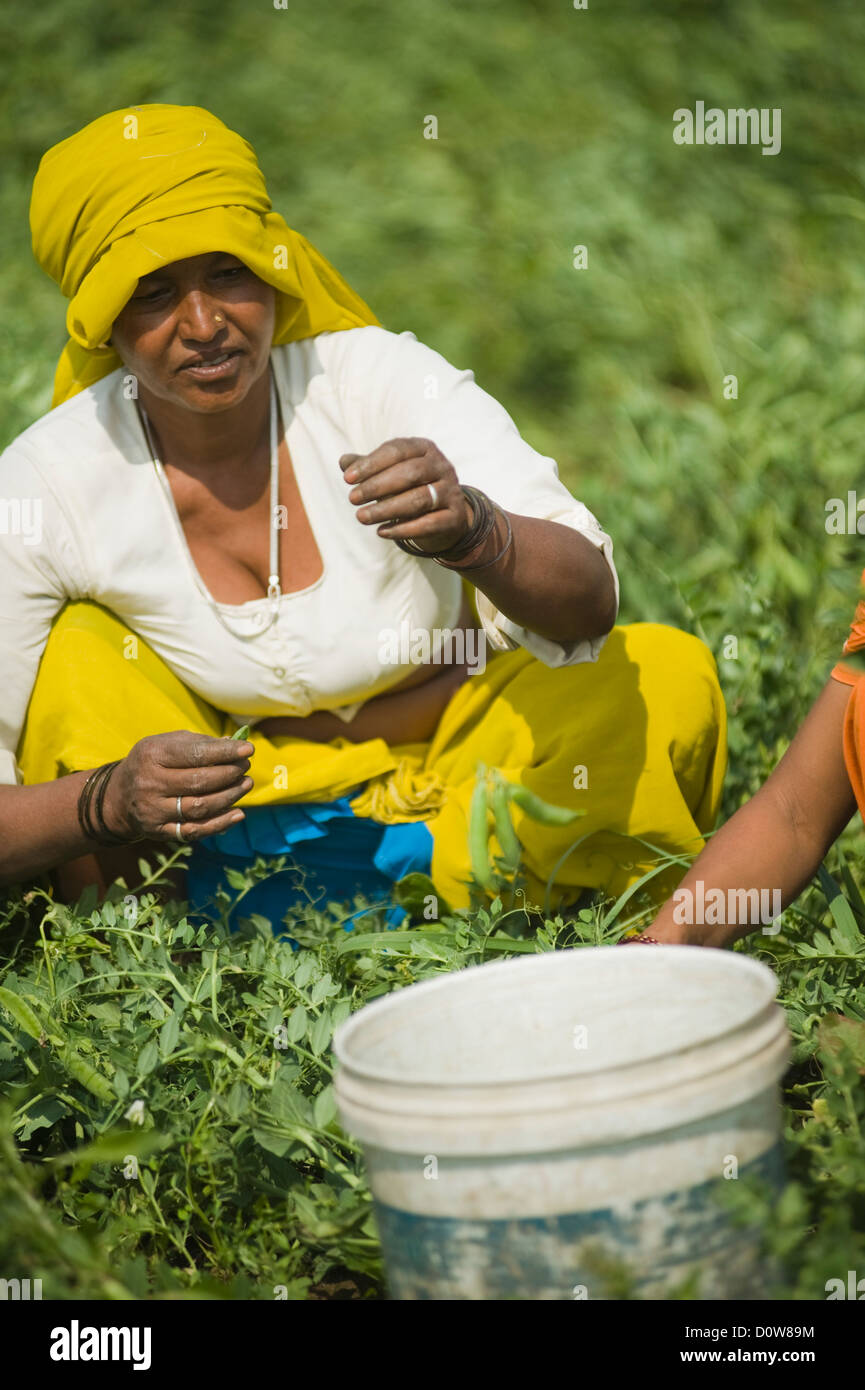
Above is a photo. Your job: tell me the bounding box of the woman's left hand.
[340,438,472,552]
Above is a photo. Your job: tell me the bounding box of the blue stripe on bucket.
[372,1142,785,1300]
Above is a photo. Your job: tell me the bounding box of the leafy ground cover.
[2,0,865,1299]
[1,840,864,1300]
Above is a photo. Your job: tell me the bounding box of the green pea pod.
[490,773,521,873]
[58,1045,115,1104]
[508,783,586,825]
[0,986,46,1041]
[231,724,251,741]
[469,770,493,891]
[0,984,112,1106]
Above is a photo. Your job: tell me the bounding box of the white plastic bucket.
[333,945,790,1300]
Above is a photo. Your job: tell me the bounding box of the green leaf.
[263,1003,283,1031]
[393,872,452,917]
[137,1039,159,1076]
[818,1013,865,1071]
[17,1096,67,1140]
[817,865,862,951]
[836,850,865,922]
[480,934,540,953]
[159,1012,180,1058]
[311,973,335,1005]
[335,927,447,956]
[309,1010,332,1056]
[88,1001,123,1028]
[75,883,99,917]
[226,1081,250,1119]
[271,1078,313,1126]
[51,1128,163,1168]
[313,1084,338,1129]
[252,1127,293,1158]
[294,955,316,989]
[287,1005,308,1043]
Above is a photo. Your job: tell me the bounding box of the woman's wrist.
[646,905,742,949]
[90,761,132,843]
[394,487,502,565]
[438,506,513,572]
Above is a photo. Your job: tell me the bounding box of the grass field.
[1,0,865,1300]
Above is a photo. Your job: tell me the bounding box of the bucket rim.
[331,944,780,1089]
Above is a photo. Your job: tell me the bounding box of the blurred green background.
[2,0,865,816]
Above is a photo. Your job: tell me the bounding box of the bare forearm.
[0,729,255,887]
[651,678,858,947]
[0,774,98,885]
[652,784,852,947]
[461,511,617,644]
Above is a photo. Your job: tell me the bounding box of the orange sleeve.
[831,569,865,687]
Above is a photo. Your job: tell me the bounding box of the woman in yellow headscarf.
[0,104,726,926]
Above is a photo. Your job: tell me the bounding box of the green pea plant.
[1,788,865,1299]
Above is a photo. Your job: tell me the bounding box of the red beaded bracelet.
[618,935,661,945]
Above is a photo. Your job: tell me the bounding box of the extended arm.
[0,734,254,888]
[649,677,858,947]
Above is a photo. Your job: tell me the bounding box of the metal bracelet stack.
[76,760,128,847]
[394,485,512,570]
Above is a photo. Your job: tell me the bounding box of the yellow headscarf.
[29,104,381,408]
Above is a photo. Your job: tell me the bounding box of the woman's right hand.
[101,730,254,842]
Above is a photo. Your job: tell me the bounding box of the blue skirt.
[186,799,434,934]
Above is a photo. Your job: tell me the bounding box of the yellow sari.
[18,600,725,911]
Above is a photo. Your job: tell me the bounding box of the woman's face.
[109,251,276,413]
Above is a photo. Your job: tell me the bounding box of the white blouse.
[0,326,618,787]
